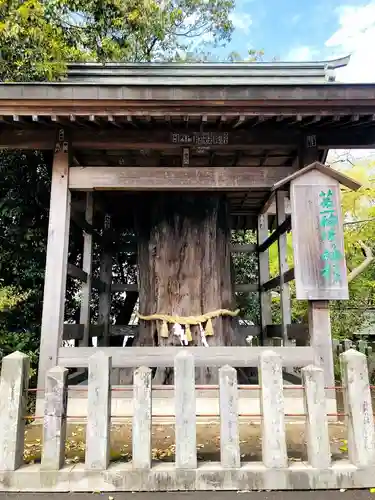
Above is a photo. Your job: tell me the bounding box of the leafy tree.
[0,0,237,370]
[0,0,235,79]
[0,0,84,81]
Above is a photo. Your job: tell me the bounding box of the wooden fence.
[0,348,375,492]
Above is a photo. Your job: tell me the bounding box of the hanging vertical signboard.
[281,162,361,301]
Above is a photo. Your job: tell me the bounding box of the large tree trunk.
[134,193,236,384]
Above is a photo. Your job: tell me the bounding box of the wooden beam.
[63,323,84,340]
[67,263,87,282]
[111,283,258,293]
[63,324,138,341]
[67,263,105,292]
[62,323,259,341]
[37,128,71,410]
[58,345,315,368]
[71,210,101,239]
[230,243,256,253]
[235,284,258,293]
[0,129,55,149]
[257,216,291,253]
[69,128,375,150]
[287,324,309,344]
[259,192,275,215]
[265,324,308,342]
[111,283,138,293]
[262,268,295,291]
[68,166,297,191]
[1,126,375,151]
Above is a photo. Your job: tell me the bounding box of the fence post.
[340,349,375,467]
[301,365,330,469]
[219,365,240,468]
[259,350,287,468]
[174,351,197,469]
[132,366,152,470]
[86,352,111,470]
[0,352,29,471]
[41,366,68,470]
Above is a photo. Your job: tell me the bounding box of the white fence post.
[340,349,375,467]
[219,365,240,468]
[132,366,152,470]
[0,352,29,471]
[259,350,287,468]
[41,366,68,470]
[86,352,111,470]
[174,351,197,469]
[302,365,330,468]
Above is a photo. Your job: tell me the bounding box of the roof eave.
[272,161,361,192]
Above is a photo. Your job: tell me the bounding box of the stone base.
[0,461,373,492]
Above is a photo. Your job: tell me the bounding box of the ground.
[0,491,374,499]
[23,420,348,464]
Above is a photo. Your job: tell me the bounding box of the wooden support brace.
[257,214,271,342]
[262,268,295,291]
[276,190,291,343]
[257,217,291,253]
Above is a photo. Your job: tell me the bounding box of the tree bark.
[134,193,236,384]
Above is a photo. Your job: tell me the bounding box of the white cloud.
[229,12,253,34]
[326,2,375,82]
[325,3,375,160]
[285,45,318,61]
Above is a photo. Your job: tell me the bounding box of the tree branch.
[348,240,374,282]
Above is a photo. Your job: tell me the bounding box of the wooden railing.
[0,348,374,491]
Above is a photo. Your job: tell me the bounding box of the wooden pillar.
[299,134,319,169]
[308,301,335,388]
[79,192,94,347]
[276,190,291,344]
[298,137,334,388]
[98,214,112,347]
[37,129,71,409]
[257,214,271,345]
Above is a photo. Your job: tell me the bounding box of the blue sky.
[214,0,375,83]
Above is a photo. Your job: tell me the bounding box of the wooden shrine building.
[0,55,374,394]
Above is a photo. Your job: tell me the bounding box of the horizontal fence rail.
[57,345,315,368]
[0,349,375,492]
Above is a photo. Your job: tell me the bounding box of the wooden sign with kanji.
[273,162,361,301]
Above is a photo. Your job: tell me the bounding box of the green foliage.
[0,0,83,81]
[56,0,236,61]
[0,286,28,311]
[231,230,259,321]
[0,0,236,77]
[0,286,38,380]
